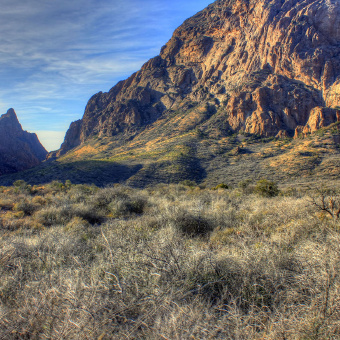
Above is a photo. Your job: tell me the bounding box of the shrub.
[179,180,197,187]
[91,187,129,211]
[31,196,47,206]
[238,178,254,194]
[65,216,91,232]
[34,205,73,226]
[68,184,98,203]
[13,180,27,188]
[108,195,147,217]
[238,179,252,190]
[0,199,13,210]
[2,181,340,339]
[47,180,65,192]
[73,203,104,224]
[254,179,279,197]
[13,199,37,216]
[170,210,214,237]
[212,183,229,190]
[65,180,72,189]
[13,180,32,194]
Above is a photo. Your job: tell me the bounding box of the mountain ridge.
[56,0,340,158]
[0,109,48,176]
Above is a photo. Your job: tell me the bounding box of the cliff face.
[0,109,48,176]
[59,0,340,155]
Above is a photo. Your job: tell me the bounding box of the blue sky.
[0,0,213,151]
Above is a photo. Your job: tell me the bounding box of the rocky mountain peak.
[0,108,22,133]
[58,0,340,155]
[0,108,48,176]
[2,108,19,120]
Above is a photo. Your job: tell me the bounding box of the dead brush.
[309,187,340,220]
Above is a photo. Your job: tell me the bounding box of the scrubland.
[0,180,340,339]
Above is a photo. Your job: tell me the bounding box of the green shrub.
[212,183,229,190]
[13,180,32,194]
[47,180,65,192]
[254,179,279,197]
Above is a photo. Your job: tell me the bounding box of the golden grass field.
[1,180,340,339]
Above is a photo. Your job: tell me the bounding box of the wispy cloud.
[0,0,213,150]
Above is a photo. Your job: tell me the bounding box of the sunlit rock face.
[0,109,48,175]
[60,0,340,154]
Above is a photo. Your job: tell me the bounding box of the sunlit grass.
[1,181,340,339]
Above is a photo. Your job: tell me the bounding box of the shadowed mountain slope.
[0,109,47,176]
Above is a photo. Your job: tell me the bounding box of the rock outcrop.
[59,0,340,155]
[0,109,48,176]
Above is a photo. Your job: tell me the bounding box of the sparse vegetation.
[0,181,340,339]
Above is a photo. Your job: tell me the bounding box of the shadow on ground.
[0,160,143,186]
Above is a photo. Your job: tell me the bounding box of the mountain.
[57,0,340,157]
[4,0,340,187]
[0,109,48,176]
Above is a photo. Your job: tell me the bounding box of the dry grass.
[0,182,340,339]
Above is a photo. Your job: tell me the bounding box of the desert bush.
[13,180,32,194]
[91,186,129,210]
[13,199,37,216]
[65,179,72,189]
[108,194,147,217]
[47,180,65,192]
[0,198,13,210]
[238,178,254,194]
[68,183,98,202]
[34,203,104,226]
[34,205,73,226]
[254,179,279,197]
[89,186,148,218]
[31,195,47,206]
[212,182,229,190]
[165,208,214,236]
[65,216,91,230]
[73,202,104,224]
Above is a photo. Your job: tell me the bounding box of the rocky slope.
[58,0,340,157]
[0,109,47,176]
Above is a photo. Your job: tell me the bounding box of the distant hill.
[0,109,47,176]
